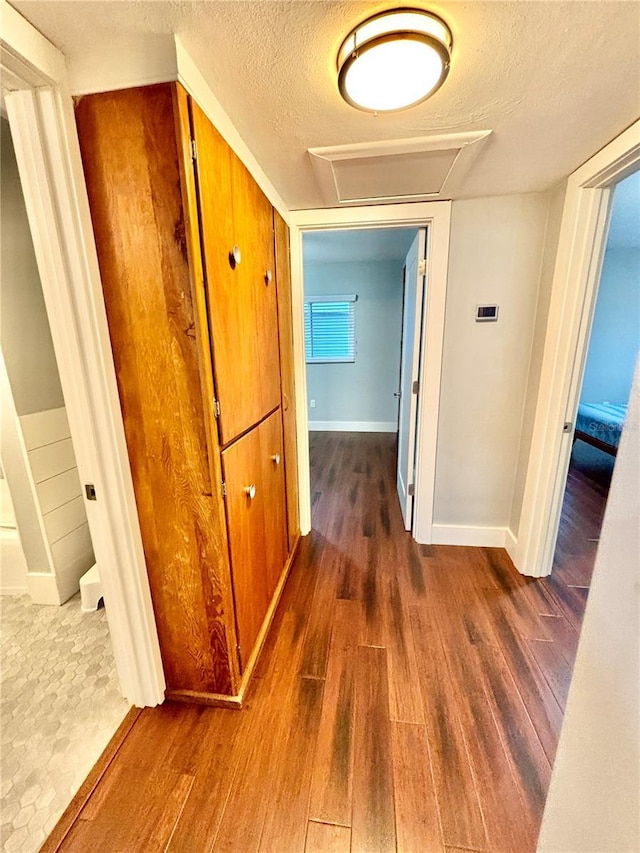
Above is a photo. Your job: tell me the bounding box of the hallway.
[42,432,594,852]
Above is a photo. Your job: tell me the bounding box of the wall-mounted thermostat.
[476,305,499,322]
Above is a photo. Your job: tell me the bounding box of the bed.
[574,402,627,456]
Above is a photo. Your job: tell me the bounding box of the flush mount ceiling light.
[337,8,453,113]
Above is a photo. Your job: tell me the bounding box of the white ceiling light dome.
[337,9,453,113]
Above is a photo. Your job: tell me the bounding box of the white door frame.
[515,118,640,578]
[1,0,165,706]
[289,201,452,544]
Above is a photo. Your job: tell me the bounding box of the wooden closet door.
[190,101,280,446]
[231,157,281,432]
[222,418,269,670]
[274,212,300,548]
[260,408,287,598]
[222,409,287,670]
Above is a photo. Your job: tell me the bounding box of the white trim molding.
[0,0,65,88]
[505,528,518,564]
[0,584,30,596]
[290,201,452,543]
[515,118,640,578]
[431,524,511,548]
[308,420,397,433]
[2,3,165,707]
[26,572,61,606]
[175,37,289,224]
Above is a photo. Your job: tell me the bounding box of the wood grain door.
[231,157,281,429]
[222,409,286,670]
[190,101,280,445]
[274,212,300,549]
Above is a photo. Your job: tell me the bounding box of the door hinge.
[408,483,415,497]
[412,380,419,395]
[213,399,220,418]
[190,138,197,162]
[563,422,574,433]
[418,259,427,276]
[221,481,227,498]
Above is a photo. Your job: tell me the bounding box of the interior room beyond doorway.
[0,113,128,853]
[548,168,640,609]
[302,227,417,432]
[301,226,420,529]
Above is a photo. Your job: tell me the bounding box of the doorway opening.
[301,226,429,533]
[0,114,128,852]
[547,169,639,615]
[290,200,452,544]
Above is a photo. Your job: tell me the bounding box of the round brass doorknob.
[271,453,281,465]
[244,484,256,499]
[230,246,242,267]
[265,269,273,285]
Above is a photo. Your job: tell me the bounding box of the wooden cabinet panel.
[274,212,300,547]
[231,157,281,428]
[222,409,287,670]
[221,423,269,670]
[76,82,299,704]
[191,102,280,445]
[75,84,235,695]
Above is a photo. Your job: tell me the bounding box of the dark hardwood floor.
[43,432,607,853]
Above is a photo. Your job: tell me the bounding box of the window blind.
[304,295,356,363]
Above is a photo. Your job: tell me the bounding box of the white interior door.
[397,229,427,530]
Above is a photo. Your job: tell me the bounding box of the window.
[304,294,357,363]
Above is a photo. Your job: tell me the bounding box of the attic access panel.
[308,131,491,206]
[334,148,458,202]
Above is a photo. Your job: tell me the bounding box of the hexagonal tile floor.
[1,594,129,853]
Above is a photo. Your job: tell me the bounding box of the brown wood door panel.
[222,409,288,670]
[222,419,270,669]
[74,84,233,695]
[260,408,287,598]
[190,101,280,445]
[231,154,281,423]
[274,211,300,548]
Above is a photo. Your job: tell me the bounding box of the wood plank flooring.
[43,432,605,853]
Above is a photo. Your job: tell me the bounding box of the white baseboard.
[505,528,518,563]
[431,524,509,548]
[26,571,62,605]
[0,584,29,595]
[308,420,397,433]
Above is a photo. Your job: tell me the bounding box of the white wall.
[304,259,404,431]
[0,461,29,595]
[510,182,567,536]
[1,118,65,417]
[0,464,17,528]
[433,193,550,536]
[581,247,640,404]
[537,356,640,852]
[1,313,53,590]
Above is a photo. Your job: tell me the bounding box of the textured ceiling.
[12,0,640,210]
[304,227,417,263]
